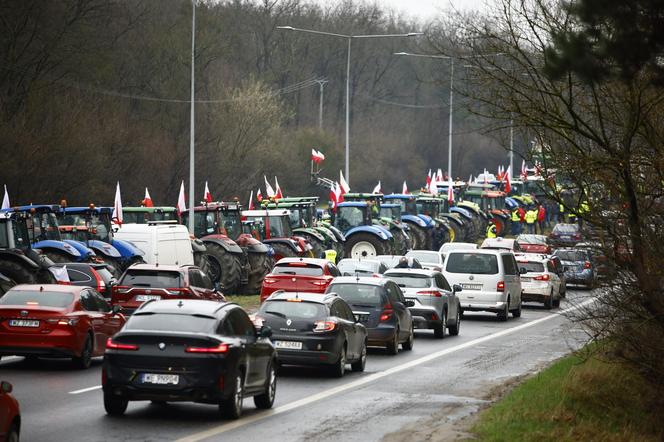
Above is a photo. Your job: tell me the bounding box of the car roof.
[447,248,508,256]
[124,264,185,272]
[384,268,440,277]
[135,299,234,316]
[275,257,331,267]
[407,250,438,255]
[337,258,381,265]
[328,276,388,287]
[9,284,87,294]
[266,291,338,304]
[514,253,549,262]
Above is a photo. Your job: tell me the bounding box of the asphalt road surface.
[0,290,594,442]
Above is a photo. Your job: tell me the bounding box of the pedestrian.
[518,206,526,234]
[559,202,566,223]
[537,204,546,234]
[486,222,498,239]
[525,206,538,234]
[510,208,520,236]
[395,257,410,268]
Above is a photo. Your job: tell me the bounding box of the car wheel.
[433,312,446,338]
[330,345,347,378]
[497,299,509,321]
[254,363,277,409]
[448,308,461,336]
[553,295,561,308]
[511,300,522,318]
[351,341,367,372]
[386,328,399,355]
[402,326,414,350]
[104,390,128,416]
[73,334,93,369]
[544,290,553,309]
[220,373,244,419]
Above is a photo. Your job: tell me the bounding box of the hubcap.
[268,369,276,401]
[351,241,377,259]
[234,376,243,412]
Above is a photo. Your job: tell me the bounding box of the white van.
[114,223,194,266]
[442,249,522,321]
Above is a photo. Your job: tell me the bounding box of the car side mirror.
[111,305,122,315]
[404,300,415,307]
[259,325,272,339]
[0,381,12,393]
[452,284,462,293]
[520,268,528,275]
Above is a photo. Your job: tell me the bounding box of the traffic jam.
[0,165,601,440]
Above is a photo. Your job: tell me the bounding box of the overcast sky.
[376,0,490,20]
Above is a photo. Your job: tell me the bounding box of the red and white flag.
[248,190,255,210]
[447,180,455,204]
[143,188,154,207]
[505,166,512,193]
[402,181,409,194]
[274,177,283,200]
[176,180,187,215]
[256,188,263,202]
[264,176,275,198]
[1,185,10,210]
[311,149,325,164]
[372,181,382,194]
[339,170,350,194]
[428,175,438,194]
[436,169,443,183]
[521,159,528,179]
[204,181,213,203]
[330,182,339,212]
[112,182,123,225]
[425,169,432,188]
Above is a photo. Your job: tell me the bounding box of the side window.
[200,272,214,290]
[436,274,452,291]
[228,309,256,339]
[68,269,92,283]
[327,264,341,277]
[546,261,556,273]
[188,269,203,288]
[329,302,342,319]
[389,282,405,302]
[217,317,235,336]
[501,255,516,275]
[80,291,98,312]
[92,292,111,312]
[335,301,354,321]
[385,283,401,304]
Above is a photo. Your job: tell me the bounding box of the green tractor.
[122,206,179,224]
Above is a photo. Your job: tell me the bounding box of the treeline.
[0,0,515,206]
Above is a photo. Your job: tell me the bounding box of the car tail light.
[380,308,394,322]
[106,338,139,351]
[311,281,328,286]
[313,320,337,332]
[251,315,264,327]
[497,281,505,292]
[114,286,130,294]
[584,261,592,269]
[91,269,105,293]
[534,274,550,281]
[417,290,442,298]
[185,343,229,353]
[166,288,190,296]
[46,318,79,326]
[263,277,277,284]
[372,273,381,278]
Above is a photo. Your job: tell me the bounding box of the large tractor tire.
[205,243,242,294]
[270,243,297,262]
[405,223,427,250]
[345,233,388,259]
[193,251,212,277]
[243,252,272,295]
[301,234,326,259]
[0,260,37,294]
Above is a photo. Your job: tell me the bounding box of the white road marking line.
[69,385,102,395]
[176,298,596,442]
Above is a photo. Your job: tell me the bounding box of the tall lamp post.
[188,0,196,234]
[277,26,422,185]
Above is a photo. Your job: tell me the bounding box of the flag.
[428,175,438,194]
[372,181,381,194]
[505,167,512,193]
[447,180,455,204]
[274,176,283,199]
[425,169,432,187]
[336,181,344,203]
[521,159,528,179]
[1,185,9,210]
[339,170,350,194]
[311,149,325,164]
[204,181,212,203]
[112,182,123,225]
[436,169,443,183]
[467,175,472,186]
[248,190,255,210]
[143,188,154,207]
[256,188,263,202]
[330,182,339,212]
[176,180,186,215]
[402,181,409,194]
[49,265,70,284]
[264,176,275,198]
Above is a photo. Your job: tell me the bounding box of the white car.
[443,249,522,321]
[515,253,562,309]
[336,258,388,276]
[406,250,444,271]
[438,242,478,259]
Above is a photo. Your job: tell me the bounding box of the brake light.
[574,233,582,240]
[106,338,139,351]
[313,320,337,332]
[380,309,393,322]
[263,278,277,284]
[583,261,592,269]
[311,281,329,286]
[534,274,550,281]
[417,290,442,298]
[47,317,79,326]
[114,286,130,294]
[185,343,229,353]
[497,281,505,292]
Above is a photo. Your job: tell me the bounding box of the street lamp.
[277,26,423,185]
[188,0,196,234]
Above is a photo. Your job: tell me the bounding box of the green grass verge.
[224,294,260,312]
[472,350,664,442]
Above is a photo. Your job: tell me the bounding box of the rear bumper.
[271,334,342,366]
[0,332,82,357]
[460,300,508,313]
[564,271,594,285]
[366,324,398,346]
[521,283,553,301]
[408,306,442,329]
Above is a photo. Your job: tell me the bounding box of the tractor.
[241,208,314,261]
[122,206,179,224]
[383,194,435,249]
[332,201,394,258]
[414,195,467,243]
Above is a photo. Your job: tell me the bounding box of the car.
[515,253,562,308]
[326,276,414,354]
[575,241,611,278]
[0,284,126,368]
[260,258,340,302]
[51,262,117,298]
[480,237,523,252]
[103,299,277,419]
[553,248,596,289]
[550,255,568,297]
[112,264,224,315]
[405,250,445,271]
[442,249,523,321]
[336,258,388,276]
[515,234,552,254]
[254,291,367,377]
[0,381,19,442]
[438,242,478,256]
[549,223,582,247]
[384,268,461,338]
[375,255,422,269]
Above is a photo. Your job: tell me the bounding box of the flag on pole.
[521,159,528,179]
[428,175,438,194]
[330,182,339,212]
[425,169,432,188]
[204,181,213,203]
[467,175,473,186]
[372,181,381,194]
[112,182,123,225]
[311,149,325,164]
[402,181,409,194]
[505,167,512,193]
[248,190,255,210]
[264,176,275,198]
[447,180,455,204]
[143,188,154,207]
[176,180,187,215]
[436,169,443,183]
[274,177,283,200]
[1,185,10,210]
[339,170,350,194]
[256,188,263,202]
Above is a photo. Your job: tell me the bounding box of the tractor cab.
[122,206,178,224]
[241,209,313,260]
[180,201,244,241]
[59,206,113,243]
[0,211,32,251]
[334,202,373,231]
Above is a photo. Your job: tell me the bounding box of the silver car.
[383,268,461,338]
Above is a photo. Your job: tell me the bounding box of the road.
[0,290,593,442]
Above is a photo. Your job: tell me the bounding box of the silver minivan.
[443,249,522,321]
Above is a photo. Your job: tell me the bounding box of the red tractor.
[241,209,314,261]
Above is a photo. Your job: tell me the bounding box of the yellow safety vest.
[511,211,520,222]
[324,249,337,263]
[486,225,497,238]
[525,210,537,224]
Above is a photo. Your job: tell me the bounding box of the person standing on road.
[537,204,546,234]
[525,206,538,234]
[511,208,521,236]
[486,222,498,239]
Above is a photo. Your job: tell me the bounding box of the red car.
[0,381,19,442]
[515,234,552,254]
[0,284,126,369]
[111,264,224,315]
[260,258,340,302]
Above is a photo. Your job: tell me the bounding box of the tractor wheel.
[194,251,212,277]
[345,233,387,259]
[0,261,36,295]
[302,235,326,259]
[204,243,242,293]
[270,243,297,262]
[405,223,426,250]
[243,252,272,295]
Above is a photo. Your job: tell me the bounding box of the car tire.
[497,299,509,322]
[351,341,367,372]
[386,328,399,355]
[511,300,522,318]
[104,390,128,416]
[553,296,560,308]
[433,312,446,338]
[402,327,414,350]
[220,373,244,419]
[448,308,461,336]
[73,334,93,369]
[254,363,277,409]
[544,290,553,309]
[330,345,347,378]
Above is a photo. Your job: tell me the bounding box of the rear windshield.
[517,261,544,273]
[553,224,578,233]
[95,267,115,283]
[120,270,181,288]
[328,284,383,306]
[272,264,323,277]
[259,300,327,319]
[517,235,547,245]
[446,253,499,275]
[126,313,215,333]
[385,274,431,289]
[0,290,73,308]
[337,261,378,275]
[406,251,440,264]
[555,251,587,261]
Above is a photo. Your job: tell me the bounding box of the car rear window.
[328,284,383,306]
[384,274,432,289]
[517,235,547,245]
[95,267,115,283]
[337,261,378,275]
[259,300,327,319]
[555,251,587,261]
[0,290,73,308]
[406,251,440,264]
[126,313,215,333]
[517,261,544,273]
[272,263,324,276]
[553,224,578,233]
[120,270,181,288]
[446,253,499,275]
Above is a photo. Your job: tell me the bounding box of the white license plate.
[135,295,161,302]
[461,283,482,290]
[275,340,303,350]
[521,277,532,282]
[141,373,179,385]
[8,319,40,327]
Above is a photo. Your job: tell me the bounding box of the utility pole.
[188,0,196,234]
[315,79,328,130]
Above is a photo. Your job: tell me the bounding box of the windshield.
[553,224,579,234]
[259,300,327,319]
[127,313,215,333]
[119,270,181,288]
[219,211,242,239]
[27,212,61,241]
[446,253,499,274]
[416,201,438,218]
[385,274,432,289]
[60,212,111,242]
[59,229,88,242]
[0,290,73,308]
[407,251,441,264]
[518,261,544,273]
[124,210,178,224]
[554,250,587,262]
[288,208,305,229]
[272,263,324,276]
[328,284,383,306]
[337,260,379,275]
[335,206,366,230]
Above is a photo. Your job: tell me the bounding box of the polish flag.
[330,182,339,212]
[264,176,275,198]
[428,175,438,194]
[339,170,350,194]
[505,167,512,194]
[311,149,325,164]
[521,159,528,179]
[256,188,263,202]
[402,181,409,194]
[112,182,123,225]
[425,169,432,188]
[248,190,255,210]
[176,181,187,215]
[447,180,455,204]
[143,188,154,207]
[204,181,213,203]
[336,181,344,203]
[1,185,10,210]
[274,177,283,200]
[436,169,443,183]
[372,181,381,194]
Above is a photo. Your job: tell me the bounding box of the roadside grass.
[472,349,664,442]
[225,294,260,312]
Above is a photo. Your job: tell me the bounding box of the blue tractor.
[332,201,394,258]
[383,194,435,249]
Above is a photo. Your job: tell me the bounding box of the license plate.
[274,340,303,350]
[141,373,179,385]
[354,314,369,323]
[8,319,40,327]
[461,283,482,290]
[136,294,161,302]
[521,277,532,282]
